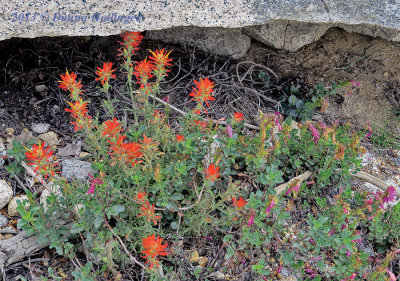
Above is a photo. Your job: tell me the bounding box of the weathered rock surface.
[61,159,95,181]
[8,195,29,217]
[0,180,13,209]
[2,0,400,53]
[146,27,251,59]
[31,123,50,134]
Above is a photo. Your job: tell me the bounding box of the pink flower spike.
[276,264,282,274]
[346,249,351,258]
[350,273,357,280]
[226,124,233,138]
[328,228,336,236]
[248,213,255,226]
[364,122,372,141]
[162,95,170,103]
[308,123,320,145]
[274,112,283,132]
[350,80,360,87]
[386,268,397,281]
[384,186,397,203]
[265,198,275,216]
[87,173,103,195]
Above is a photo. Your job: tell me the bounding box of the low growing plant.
[15,32,400,280]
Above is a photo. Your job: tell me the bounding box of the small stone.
[8,195,29,217]
[0,179,13,209]
[79,152,90,158]
[281,276,297,281]
[0,234,3,240]
[3,233,13,239]
[16,130,39,145]
[0,214,9,227]
[40,183,62,212]
[0,138,6,152]
[39,131,59,146]
[62,159,95,181]
[35,85,48,93]
[383,72,389,77]
[32,123,50,134]
[5,128,15,135]
[40,189,51,211]
[73,204,85,218]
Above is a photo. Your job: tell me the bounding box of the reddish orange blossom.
[233,112,244,123]
[133,59,154,83]
[25,141,58,179]
[176,135,185,142]
[95,62,116,86]
[189,77,215,108]
[103,118,123,138]
[141,234,169,269]
[205,164,220,182]
[138,201,161,225]
[149,49,172,69]
[58,70,82,93]
[134,190,147,202]
[65,100,91,131]
[108,135,143,167]
[232,197,248,210]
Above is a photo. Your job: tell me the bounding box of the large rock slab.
[2,1,400,53]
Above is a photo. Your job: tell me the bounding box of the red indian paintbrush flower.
[103,118,123,138]
[149,49,172,70]
[205,164,220,182]
[133,59,154,83]
[176,135,184,142]
[25,141,58,179]
[95,62,116,86]
[233,112,244,123]
[65,100,91,131]
[138,201,161,225]
[190,77,215,108]
[134,190,146,202]
[142,234,169,269]
[58,71,82,93]
[108,135,143,167]
[232,197,248,210]
[120,31,143,51]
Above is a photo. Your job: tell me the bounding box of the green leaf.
[170,193,184,201]
[288,95,297,105]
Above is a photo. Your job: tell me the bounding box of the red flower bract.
[142,234,169,269]
[108,136,143,167]
[133,59,154,83]
[65,100,91,131]
[120,31,143,51]
[189,77,215,108]
[103,118,123,138]
[138,201,161,225]
[233,112,244,123]
[205,164,220,182]
[58,70,82,98]
[95,62,116,86]
[232,197,248,210]
[149,49,172,70]
[25,141,58,179]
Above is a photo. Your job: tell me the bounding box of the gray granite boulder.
[2,0,400,54]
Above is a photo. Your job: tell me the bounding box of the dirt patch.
[245,27,400,134]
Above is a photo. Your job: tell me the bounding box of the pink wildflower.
[87,173,103,194]
[265,198,275,216]
[364,122,372,141]
[308,123,320,145]
[352,231,362,244]
[383,186,397,203]
[248,213,255,226]
[346,249,351,258]
[328,228,336,236]
[285,180,300,196]
[226,124,233,138]
[274,111,283,132]
[350,80,361,87]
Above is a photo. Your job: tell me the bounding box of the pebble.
[39,131,59,146]
[32,123,50,134]
[3,233,13,239]
[8,195,29,217]
[5,128,15,135]
[0,138,5,152]
[62,159,96,181]
[0,179,13,209]
[35,85,48,93]
[0,214,9,227]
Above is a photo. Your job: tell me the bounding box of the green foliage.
[5,139,26,177]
